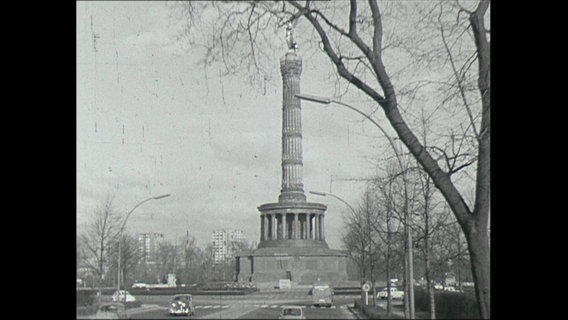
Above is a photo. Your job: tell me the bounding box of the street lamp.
[298,93,415,318]
[116,193,171,301]
[310,190,375,306]
[309,190,356,216]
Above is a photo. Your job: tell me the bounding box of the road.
[127,291,362,319]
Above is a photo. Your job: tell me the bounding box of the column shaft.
[309,214,313,240]
[260,215,264,241]
[321,214,325,240]
[283,213,287,239]
[271,214,275,240]
[302,214,306,239]
[294,213,298,240]
[314,214,319,240]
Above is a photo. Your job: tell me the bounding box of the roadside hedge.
[413,288,479,319]
[353,300,400,319]
[77,290,95,306]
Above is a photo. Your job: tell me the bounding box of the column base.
[257,239,329,249]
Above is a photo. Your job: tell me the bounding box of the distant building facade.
[212,229,244,264]
[137,232,164,264]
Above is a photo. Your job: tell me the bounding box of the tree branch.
[288,0,388,104]
[438,4,479,139]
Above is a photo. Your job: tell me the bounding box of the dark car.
[93,302,129,319]
[278,306,305,320]
[168,294,194,316]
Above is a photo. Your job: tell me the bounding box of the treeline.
[77,195,255,292]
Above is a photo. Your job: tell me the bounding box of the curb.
[126,304,165,315]
[347,306,367,319]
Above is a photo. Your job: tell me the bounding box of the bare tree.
[413,168,454,319]
[343,189,383,306]
[107,233,141,289]
[79,195,122,301]
[179,233,200,285]
[371,166,404,317]
[155,241,178,283]
[341,223,369,286]
[173,0,490,316]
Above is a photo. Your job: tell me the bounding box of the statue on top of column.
[285,21,298,52]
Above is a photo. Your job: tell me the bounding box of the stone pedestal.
[236,247,348,285]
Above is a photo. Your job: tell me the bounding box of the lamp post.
[309,190,368,304]
[309,190,356,216]
[116,193,170,301]
[298,93,415,318]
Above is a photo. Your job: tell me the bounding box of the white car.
[112,290,136,303]
[377,287,404,300]
[443,286,464,293]
[131,283,147,289]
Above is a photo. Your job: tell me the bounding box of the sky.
[76,1,411,249]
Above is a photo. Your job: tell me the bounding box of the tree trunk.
[386,241,392,316]
[465,223,490,318]
[408,230,415,319]
[428,282,436,320]
[370,256,377,306]
[403,241,409,318]
[424,226,436,319]
[294,1,491,317]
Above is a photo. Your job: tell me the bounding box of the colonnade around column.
[260,212,325,241]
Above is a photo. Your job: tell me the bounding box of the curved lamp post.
[116,193,170,300]
[309,190,356,216]
[297,93,415,318]
[309,190,375,306]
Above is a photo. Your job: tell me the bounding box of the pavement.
[125,303,165,316]
[77,304,164,319]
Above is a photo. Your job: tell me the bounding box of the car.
[93,302,129,319]
[168,294,194,316]
[131,282,147,289]
[377,287,404,300]
[443,286,464,293]
[278,305,305,320]
[312,282,333,307]
[112,290,136,303]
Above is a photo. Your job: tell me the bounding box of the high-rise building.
[137,232,164,264]
[212,229,244,264]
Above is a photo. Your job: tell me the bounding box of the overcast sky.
[77,1,402,249]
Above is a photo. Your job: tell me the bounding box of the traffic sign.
[362,283,370,292]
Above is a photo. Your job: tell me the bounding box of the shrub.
[354,299,400,319]
[77,289,96,306]
[413,287,479,319]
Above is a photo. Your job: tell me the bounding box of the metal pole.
[116,193,170,302]
[298,94,415,318]
[309,191,356,216]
